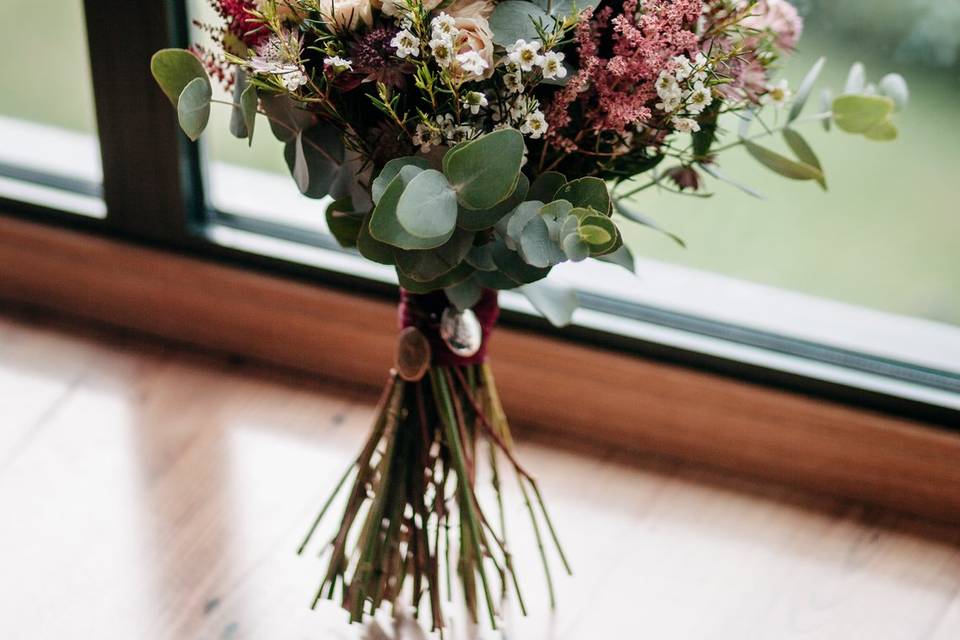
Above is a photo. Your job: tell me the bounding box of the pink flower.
[741,0,803,51]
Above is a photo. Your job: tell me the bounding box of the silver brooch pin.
[439,307,482,358]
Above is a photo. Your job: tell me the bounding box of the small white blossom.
[655,72,681,100]
[691,52,709,82]
[685,82,713,114]
[672,55,693,81]
[462,91,488,114]
[412,122,442,152]
[390,29,420,59]
[672,116,701,133]
[656,93,682,112]
[764,79,791,107]
[540,51,566,80]
[456,51,489,77]
[323,56,353,73]
[507,39,543,72]
[503,69,524,94]
[430,38,454,67]
[508,96,526,121]
[520,110,548,139]
[430,12,458,40]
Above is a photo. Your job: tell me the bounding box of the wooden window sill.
[1,213,959,524]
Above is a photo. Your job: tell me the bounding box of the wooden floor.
[2,308,960,640]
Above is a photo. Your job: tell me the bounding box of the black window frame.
[0,0,957,427]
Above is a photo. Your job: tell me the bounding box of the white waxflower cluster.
[427,13,490,77]
[249,31,308,91]
[505,39,567,80]
[492,95,548,139]
[654,52,714,133]
[412,113,482,152]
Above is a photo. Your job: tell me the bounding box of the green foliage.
[370,165,455,250]
[489,0,599,46]
[444,129,525,210]
[177,77,212,141]
[325,197,364,248]
[396,169,459,239]
[743,139,825,183]
[789,57,826,124]
[554,177,610,215]
[445,277,483,311]
[458,174,528,231]
[397,262,475,294]
[519,279,579,327]
[150,48,208,107]
[782,129,826,190]
[395,228,475,282]
[229,73,258,146]
[527,172,566,203]
[260,92,315,143]
[282,124,344,198]
[372,157,430,204]
[832,94,898,140]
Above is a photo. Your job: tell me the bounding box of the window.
[1,0,957,423]
[0,0,104,218]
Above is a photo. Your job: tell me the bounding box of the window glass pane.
[0,0,104,217]
[620,1,959,330]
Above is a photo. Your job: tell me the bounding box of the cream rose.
[318,0,374,30]
[451,15,495,81]
[446,0,494,19]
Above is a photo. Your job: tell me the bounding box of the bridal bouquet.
[151,0,905,633]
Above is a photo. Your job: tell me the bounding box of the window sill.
[2,212,959,525]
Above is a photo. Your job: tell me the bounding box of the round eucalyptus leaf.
[540,199,573,222]
[396,169,458,239]
[492,239,551,285]
[444,129,524,210]
[554,177,610,215]
[528,172,567,203]
[578,224,612,246]
[465,242,497,271]
[474,269,520,291]
[878,73,909,112]
[177,77,212,141]
[445,277,483,311]
[457,173,528,231]
[325,197,364,249]
[397,262,475,294]
[260,92,316,142]
[831,94,895,135]
[357,212,396,265]
[519,215,564,268]
[488,1,549,46]
[505,200,544,243]
[562,234,590,262]
[373,156,430,204]
[150,48,208,108]
[395,228,475,282]
[369,169,454,250]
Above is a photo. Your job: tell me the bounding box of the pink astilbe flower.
[545,0,704,149]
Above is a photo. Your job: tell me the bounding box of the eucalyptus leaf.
[520,278,579,327]
[488,1,549,46]
[150,48,208,107]
[229,69,250,139]
[879,73,909,112]
[561,234,589,262]
[596,245,635,273]
[357,212,396,265]
[465,242,497,271]
[177,77,212,141]
[397,262,474,294]
[528,172,567,202]
[474,269,520,290]
[782,129,826,190]
[292,132,310,193]
[370,167,454,250]
[554,177,610,215]
[505,201,544,242]
[832,94,895,135]
[492,239,551,285]
[260,92,315,142]
[325,197,364,248]
[788,56,825,124]
[697,163,766,200]
[445,277,483,311]
[444,129,525,210]
[519,215,562,268]
[743,140,824,182]
[578,223,612,246]
[239,83,257,145]
[373,157,430,204]
[845,62,866,94]
[458,173,528,231]
[395,227,474,282]
[819,88,833,132]
[612,199,686,247]
[864,120,898,141]
[282,123,342,197]
[396,169,458,239]
[579,214,618,255]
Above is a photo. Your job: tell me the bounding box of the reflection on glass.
[622,1,960,327]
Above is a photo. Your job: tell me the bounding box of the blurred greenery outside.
[1,1,957,326]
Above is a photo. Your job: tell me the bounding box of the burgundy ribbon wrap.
[398,288,500,367]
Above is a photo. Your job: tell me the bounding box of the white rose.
[451,15,495,80]
[319,0,374,30]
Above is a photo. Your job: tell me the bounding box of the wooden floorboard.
[1,309,960,639]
